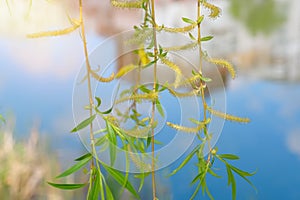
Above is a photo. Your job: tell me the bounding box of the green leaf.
[169,145,200,176]
[56,154,92,178]
[188,32,196,41]
[226,165,236,200]
[95,135,107,146]
[106,121,117,166]
[219,154,240,160]
[105,182,114,200]
[139,84,151,93]
[199,75,212,82]
[182,17,195,24]
[197,15,204,24]
[156,101,165,117]
[208,168,221,178]
[230,165,255,177]
[75,153,92,161]
[103,165,140,199]
[71,114,96,133]
[88,169,100,200]
[201,36,213,41]
[48,182,86,190]
[95,97,102,108]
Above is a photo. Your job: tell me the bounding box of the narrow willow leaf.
[95,135,107,146]
[95,97,102,108]
[201,36,214,41]
[88,169,100,200]
[207,107,250,123]
[219,154,240,160]
[156,101,165,117]
[27,23,80,38]
[75,153,92,161]
[230,165,255,177]
[103,165,140,199]
[182,17,195,24]
[105,181,114,200]
[47,182,86,190]
[71,114,96,133]
[226,165,236,200]
[56,154,92,178]
[106,121,117,166]
[169,145,200,176]
[208,168,221,178]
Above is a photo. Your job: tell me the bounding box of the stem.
[79,1,104,199]
[150,0,158,199]
[197,0,212,160]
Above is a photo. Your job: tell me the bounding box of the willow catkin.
[111,0,143,8]
[166,122,204,133]
[27,23,80,38]
[202,1,221,18]
[209,58,236,79]
[207,107,250,123]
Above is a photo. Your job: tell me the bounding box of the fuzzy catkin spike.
[127,145,151,171]
[122,126,150,138]
[209,58,236,79]
[163,42,198,52]
[90,70,115,82]
[202,1,221,18]
[116,64,138,78]
[138,46,150,65]
[27,23,80,38]
[111,0,143,8]
[207,107,250,123]
[167,122,204,133]
[115,92,158,104]
[160,57,182,88]
[167,88,197,98]
[158,23,197,33]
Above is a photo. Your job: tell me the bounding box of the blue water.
[1,35,300,199]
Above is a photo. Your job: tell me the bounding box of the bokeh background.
[0,0,299,199]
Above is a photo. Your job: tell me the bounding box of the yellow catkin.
[138,46,150,65]
[122,126,150,138]
[160,57,182,88]
[127,145,151,171]
[90,70,115,82]
[166,122,204,133]
[202,1,221,18]
[163,42,198,52]
[27,23,80,38]
[209,58,236,79]
[115,92,158,104]
[115,64,138,78]
[125,29,153,45]
[158,23,197,33]
[207,107,250,123]
[167,88,197,98]
[111,0,143,8]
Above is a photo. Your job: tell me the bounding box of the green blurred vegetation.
[229,0,286,35]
